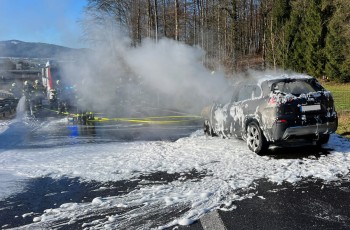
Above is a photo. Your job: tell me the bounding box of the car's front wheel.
[246,122,269,155]
[204,120,216,137]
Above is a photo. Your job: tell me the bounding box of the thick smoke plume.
[60,29,228,117]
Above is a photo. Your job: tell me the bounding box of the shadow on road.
[266,144,332,159]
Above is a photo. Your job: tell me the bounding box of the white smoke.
[60,28,228,117]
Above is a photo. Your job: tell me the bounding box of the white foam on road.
[0,119,350,229]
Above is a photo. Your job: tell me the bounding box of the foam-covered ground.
[0,115,350,229]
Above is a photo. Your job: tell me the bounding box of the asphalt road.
[177,178,350,230]
[1,114,350,229]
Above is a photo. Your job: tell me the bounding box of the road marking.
[200,210,227,230]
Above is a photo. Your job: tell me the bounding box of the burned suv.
[203,75,338,155]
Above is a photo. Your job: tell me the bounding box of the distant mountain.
[0,40,86,58]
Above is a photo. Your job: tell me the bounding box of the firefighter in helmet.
[32,79,46,109]
[22,80,34,98]
[55,80,67,114]
[9,82,22,99]
[22,80,34,110]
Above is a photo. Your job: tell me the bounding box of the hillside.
[0,40,85,58]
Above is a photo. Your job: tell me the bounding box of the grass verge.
[322,81,350,138]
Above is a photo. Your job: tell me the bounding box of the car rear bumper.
[280,121,338,140]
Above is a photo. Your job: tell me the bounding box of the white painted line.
[200,210,227,230]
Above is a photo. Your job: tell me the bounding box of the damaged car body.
[203,75,338,155]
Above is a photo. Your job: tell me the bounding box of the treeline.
[84,0,350,82]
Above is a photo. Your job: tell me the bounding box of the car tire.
[204,120,216,137]
[246,121,269,155]
[316,134,330,146]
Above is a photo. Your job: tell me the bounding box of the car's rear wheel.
[246,121,269,155]
[316,134,330,146]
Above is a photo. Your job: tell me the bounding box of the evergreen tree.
[82,0,350,81]
[303,0,323,77]
[266,0,291,69]
[285,0,307,73]
[325,12,343,81]
[325,0,350,82]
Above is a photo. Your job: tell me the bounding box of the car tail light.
[269,97,277,104]
[277,119,287,123]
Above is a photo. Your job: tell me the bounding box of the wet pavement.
[1,113,350,229]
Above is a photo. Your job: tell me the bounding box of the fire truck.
[41,61,76,113]
[42,61,61,102]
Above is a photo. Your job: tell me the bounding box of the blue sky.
[0,0,87,48]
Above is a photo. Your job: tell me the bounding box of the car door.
[229,84,262,138]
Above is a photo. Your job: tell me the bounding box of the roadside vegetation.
[84,0,350,82]
[323,81,350,138]
[337,114,350,138]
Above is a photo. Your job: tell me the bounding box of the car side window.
[237,85,252,101]
[251,85,262,98]
[236,85,261,101]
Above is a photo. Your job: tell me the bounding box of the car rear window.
[272,80,322,95]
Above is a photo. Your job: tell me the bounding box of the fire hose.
[42,107,202,124]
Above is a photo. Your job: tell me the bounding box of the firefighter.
[9,82,22,99]
[87,111,94,121]
[23,81,33,98]
[55,80,62,94]
[55,80,67,114]
[32,79,46,109]
[22,80,34,110]
[49,89,57,109]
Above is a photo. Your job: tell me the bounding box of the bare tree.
[174,0,180,40]
[84,0,270,73]
[154,0,159,42]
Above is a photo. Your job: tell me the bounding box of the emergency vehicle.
[41,60,62,103]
